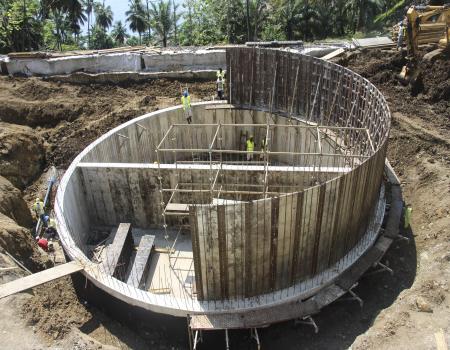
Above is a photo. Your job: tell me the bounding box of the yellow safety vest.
[181,95,191,110]
[48,218,56,229]
[261,139,266,151]
[217,70,225,79]
[246,140,255,152]
[33,201,44,216]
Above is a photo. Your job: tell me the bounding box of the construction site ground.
[0,48,448,349]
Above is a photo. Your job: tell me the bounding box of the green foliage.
[4,0,43,52]
[112,20,129,46]
[375,0,405,24]
[90,25,113,49]
[126,0,147,44]
[149,0,174,47]
[0,0,408,53]
[94,2,113,31]
[126,35,140,46]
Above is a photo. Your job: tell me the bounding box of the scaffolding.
[154,121,375,249]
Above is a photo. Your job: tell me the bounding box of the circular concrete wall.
[55,48,390,319]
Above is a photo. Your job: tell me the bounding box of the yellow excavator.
[395,4,450,84]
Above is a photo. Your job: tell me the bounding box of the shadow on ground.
[203,226,417,350]
[72,220,417,350]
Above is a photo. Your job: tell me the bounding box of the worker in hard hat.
[43,215,58,240]
[216,75,225,100]
[246,135,255,161]
[260,138,266,161]
[181,90,192,124]
[33,197,45,221]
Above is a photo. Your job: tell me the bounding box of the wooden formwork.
[188,48,390,300]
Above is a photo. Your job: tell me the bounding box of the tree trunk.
[88,13,91,49]
[246,0,251,41]
[146,0,151,43]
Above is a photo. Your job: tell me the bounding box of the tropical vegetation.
[0,0,416,53]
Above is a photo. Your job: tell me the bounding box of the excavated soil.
[0,77,215,168]
[0,50,449,349]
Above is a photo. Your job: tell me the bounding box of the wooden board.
[0,261,83,299]
[321,48,346,61]
[165,203,190,212]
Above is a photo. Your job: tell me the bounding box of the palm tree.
[83,0,94,47]
[112,20,129,45]
[171,0,180,45]
[295,3,320,41]
[344,0,383,32]
[149,0,173,47]
[126,0,146,44]
[248,0,268,41]
[94,2,113,31]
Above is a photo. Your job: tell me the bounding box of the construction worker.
[260,138,266,160]
[36,236,49,251]
[397,17,406,50]
[43,215,58,239]
[181,90,192,124]
[404,204,412,229]
[217,68,225,80]
[216,76,225,100]
[246,135,255,161]
[33,197,45,220]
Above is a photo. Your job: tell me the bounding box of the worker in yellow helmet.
[33,197,45,220]
[181,90,192,124]
[246,135,255,161]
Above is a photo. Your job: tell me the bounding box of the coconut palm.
[149,0,173,47]
[94,2,113,31]
[83,0,94,47]
[112,20,129,45]
[126,0,147,44]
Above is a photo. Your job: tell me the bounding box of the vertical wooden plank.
[311,185,326,275]
[290,192,303,283]
[233,202,245,297]
[269,197,279,291]
[244,202,253,297]
[217,205,228,299]
[189,206,204,300]
[196,206,209,299]
[207,205,221,299]
[225,204,236,297]
[261,198,272,293]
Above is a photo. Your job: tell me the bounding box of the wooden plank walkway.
[127,235,155,289]
[0,261,83,299]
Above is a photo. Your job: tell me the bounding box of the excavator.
[394,4,449,84]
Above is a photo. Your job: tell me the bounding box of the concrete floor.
[92,227,196,301]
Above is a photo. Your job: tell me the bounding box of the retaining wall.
[5,49,226,77]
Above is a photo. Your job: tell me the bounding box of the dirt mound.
[420,55,450,103]
[0,122,45,189]
[338,48,450,131]
[0,213,52,271]
[22,277,92,340]
[0,176,33,228]
[14,79,65,101]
